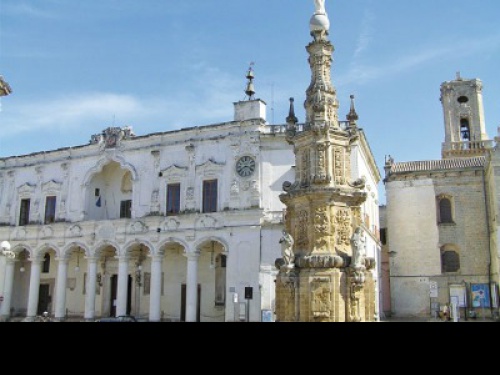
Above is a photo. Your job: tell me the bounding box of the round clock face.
[236,156,256,177]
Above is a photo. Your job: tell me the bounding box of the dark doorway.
[37,284,51,315]
[109,274,133,317]
[181,283,201,322]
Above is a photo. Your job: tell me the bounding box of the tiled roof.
[390,156,486,174]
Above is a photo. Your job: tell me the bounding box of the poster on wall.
[470,283,490,308]
[449,284,466,307]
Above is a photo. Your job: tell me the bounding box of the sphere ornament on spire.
[310,0,330,32]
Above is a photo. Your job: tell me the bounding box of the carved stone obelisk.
[275,0,376,322]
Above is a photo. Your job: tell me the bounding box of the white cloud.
[351,8,375,63]
[0,71,242,139]
[339,33,500,87]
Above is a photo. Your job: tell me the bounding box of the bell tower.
[274,0,376,322]
[440,72,491,158]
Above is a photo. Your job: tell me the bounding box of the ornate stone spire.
[305,1,339,131]
[275,0,375,323]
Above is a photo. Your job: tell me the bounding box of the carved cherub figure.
[279,230,295,267]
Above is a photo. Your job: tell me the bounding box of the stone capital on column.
[85,256,99,264]
[184,250,200,260]
[55,256,70,264]
[117,255,130,262]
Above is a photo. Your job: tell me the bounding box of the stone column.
[116,255,129,317]
[84,257,99,321]
[54,257,69,321]
[25,258,43,321]
[184,250,200,322]
[149,253,163,322]
[0,257,16,321]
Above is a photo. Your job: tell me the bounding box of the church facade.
[383,73,500,320]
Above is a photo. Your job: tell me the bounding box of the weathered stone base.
[275,266,376,322]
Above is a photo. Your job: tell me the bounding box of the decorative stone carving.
[314,206,330,251]
[335,209,350,245]
[279,230,295,270]
[42,180,62,193]
[41,226,53,238]
[351,227,366,269]
[311,277,331,319]
[195,215,216,229]
[162,218,180,231]
[68,224,82,237]
[18,183,36,195]
[90,126,135,147]
[128,221,147,234]
[160,164,188,179]
[230,180,239,195]
[295,254,345,268]
[297,210,309,248]
[347,176,366,189]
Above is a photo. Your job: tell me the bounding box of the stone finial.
[346,94,359,124]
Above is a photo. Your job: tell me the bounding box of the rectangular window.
[44,196,57,224]
[167,183,181,215]
[380,228,387,245]
[203,179,217,213]
[19,198,30,226]
[120,200,132,218]
[42,253,50,273]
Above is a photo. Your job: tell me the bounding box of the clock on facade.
[236,156,256,177]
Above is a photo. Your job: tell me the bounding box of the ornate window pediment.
[42,180,62,193]
[196,158,224,177]
[17,183,36,195]
[160,165,188,180]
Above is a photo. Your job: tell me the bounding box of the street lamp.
[0,241,15,259]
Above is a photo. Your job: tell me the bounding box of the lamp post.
[0,241,15,259]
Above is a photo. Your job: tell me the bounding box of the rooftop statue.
[314,0,326,14]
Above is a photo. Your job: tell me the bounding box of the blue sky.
[1,0,500,204]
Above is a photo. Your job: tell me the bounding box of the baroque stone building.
[383,73,500,320]
[274,1,381,322]
[0,91,298,321]
[0,1,381,322]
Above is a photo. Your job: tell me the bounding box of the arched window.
[438,197,453,223]
[460,118,470,141]
[441,246,460,273]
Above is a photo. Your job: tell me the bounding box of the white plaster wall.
[386,179,441,275]
[385,178,441,316]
